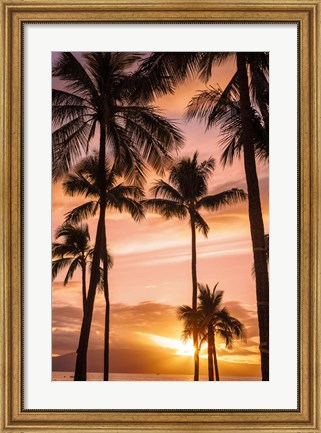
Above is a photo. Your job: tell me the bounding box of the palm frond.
[150,179,183,202]
[143,198,187,220]
[133,52,201,102]
[52,89,91,127]
[52,117,94,180]
[185,87,223,125]
[64,201,98,224]
[215,309,246,348]
[198,52,233,82]
[248,53,269,130]
[219,133,242,167]
[52,88,88,106]
[197,188,247,211]
[52,257,72,280]
[63,172,99,198]
[52,242,77,258]
[53,52,99,100]
[250,111,269,162]
[71,153,113,186]
[193,211,210,237]
[186,73,240,131]
[107,121,148,186]
[216,326,234,349]
[198,155,216,179]
[64,257,81,285]
[108,183,145,200]
[96,266,105,293]
[107,194,145,223]
[106,248,114,269]
[120,105,184,175]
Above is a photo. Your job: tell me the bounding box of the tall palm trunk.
[74,123,107,381]
[237,53,269,381]
[190,211,199,381]
[102,223,110,381]
[207,324,214,381]
[81,255,86,316]
[213,333,220,381]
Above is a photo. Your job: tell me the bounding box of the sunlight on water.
[52,372,261,381]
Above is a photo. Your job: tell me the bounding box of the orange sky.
[52,53,268,378]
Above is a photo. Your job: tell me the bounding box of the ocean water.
[52,372,261,381]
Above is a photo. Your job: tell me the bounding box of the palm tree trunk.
[102,223,110,381]
[213,333,220,381]
[207,325,214,381]
[190,211,199,381]
[74,123,107,381]
[81,257,86,316]
[237,52,269,381]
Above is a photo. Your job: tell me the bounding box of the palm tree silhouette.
[63,153,145,381]
[177,305,204,376]
[52,222,112,315]
[198,283,245,381]
[144,152,246,380]
[138,52,270,380]
[53,52,184,380]
[52,223,90,315]
[178,283,245,381]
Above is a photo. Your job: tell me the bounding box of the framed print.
[0,0,320,431]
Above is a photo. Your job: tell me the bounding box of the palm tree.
[52,52,184,380]
[178,283,245,381]
[52,222,112,315]
[177,305,204,378]
[144,152,246,380]
[63,153,145,381]
[52,223,91,315]
[137,52,270,380]
[198,283,245,381]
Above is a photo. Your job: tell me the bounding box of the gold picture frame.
[0,0,320,431]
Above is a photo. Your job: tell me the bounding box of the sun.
[137,332,196,357]
[174,339,195,357]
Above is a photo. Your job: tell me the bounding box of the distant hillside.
[52,348,260,377]
[52,348,198,374]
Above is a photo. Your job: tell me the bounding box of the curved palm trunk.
[102,223,110,381]
[212,333,220,381]
[237,53,269,381]
[74,124,107,381]
[207,325,214,381]
[190,211,199,381]
[81,256,86,316]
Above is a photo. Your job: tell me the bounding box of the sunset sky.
[52,53,269,378]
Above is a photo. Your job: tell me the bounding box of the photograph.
[51,51,269,382]
[1,0,320,429]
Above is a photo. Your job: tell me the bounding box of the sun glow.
[136,332,196,357]
[174,339,195,357]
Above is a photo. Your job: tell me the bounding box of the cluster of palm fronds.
[52,51,269,381]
